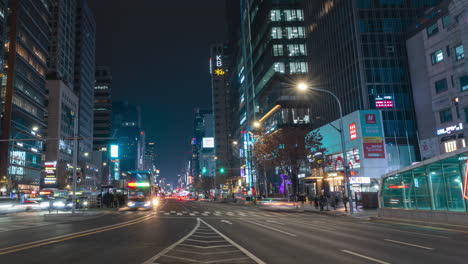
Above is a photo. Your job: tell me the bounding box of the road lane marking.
[278,219,336,230]
[206,257,252,263]
[164,213,169,215]
[142,217,200,264]
[186,239,227,243]
[172,249,240,255]
[373,220,468,234]
[384,239,434,250]
[180,244,233,248]
[189,213,195,216]
[177,213,182,216]
[160,254,202,262]
[221,220,233,225]
[362,223,449,239]
[341,250,391,264]
[266,220,285,225]
[239,219,297,237]
[191,235,221,238]
[170,211,176,214]
[200,218,266,264]
[0,214,154,256]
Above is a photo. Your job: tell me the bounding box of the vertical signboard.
[42,161,59,188]
[361,111,385,159]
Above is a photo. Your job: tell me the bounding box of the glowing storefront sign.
[110,144,119,158]
[375,96,394,108]
[437,123,463,136]
[43,161,58,186]
[349,123,357,140]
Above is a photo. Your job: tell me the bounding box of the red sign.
[363,142,385,158]
[376,100,394,108]
[365,114,376,124]
[349,123,358,140]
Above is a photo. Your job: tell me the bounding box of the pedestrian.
[343,194,349,212]
[319,193,325,211]
[331,195,337,210]
[314,196,319,209]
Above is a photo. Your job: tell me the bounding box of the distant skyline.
[89,1,227,183]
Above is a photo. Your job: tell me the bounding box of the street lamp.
[297,82,354,215]
[253,121,261,128]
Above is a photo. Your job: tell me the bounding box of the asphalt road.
[0,200,467,264]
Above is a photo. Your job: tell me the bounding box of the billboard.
[202,137,215,148]
[42,161,58,188]
[361,111,385,159]
[110,144,119,158]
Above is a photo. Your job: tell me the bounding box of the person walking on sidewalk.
[343,194,349,212]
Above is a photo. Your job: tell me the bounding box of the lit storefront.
[307,110,388,195]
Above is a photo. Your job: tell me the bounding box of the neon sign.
[349,123,357,140]
[375,96,394,108]
[437,123,463,136]
[214,68,225,76]
[216,55,222,67]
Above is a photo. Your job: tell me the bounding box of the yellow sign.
[214,68,225,76]
[363,137,383,143]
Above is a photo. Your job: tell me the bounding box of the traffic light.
[219,167,226,174]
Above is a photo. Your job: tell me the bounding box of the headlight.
[127,202,135,206]
[67,203,73,207]
[53,201,65,208]
[40,202,49,208]
[83,201,88,206]
[152,198,159,207]
[144,201,151,207]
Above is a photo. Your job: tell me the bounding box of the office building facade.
[303,0,442,171]
[0,0,51,194]
[407,0,467,159]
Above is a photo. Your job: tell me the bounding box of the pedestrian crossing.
[155,210,303,218]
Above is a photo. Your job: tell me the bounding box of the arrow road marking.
[221,220,233,225]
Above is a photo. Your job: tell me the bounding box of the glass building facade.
[381,150,468,212]
[304,0,442,169]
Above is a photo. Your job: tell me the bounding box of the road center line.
[341,250,391,264]
[0,214,153,252]
[0,215,155,256]
[239,219,297,237]
[200,218,266,264]
[384,239,434,250]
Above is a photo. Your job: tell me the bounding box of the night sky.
[89,1,227,184]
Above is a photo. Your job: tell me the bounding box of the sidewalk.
[302,203,377,220]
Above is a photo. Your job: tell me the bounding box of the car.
[258,198,300,211]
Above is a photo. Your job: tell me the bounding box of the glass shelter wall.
[381,152,468,212]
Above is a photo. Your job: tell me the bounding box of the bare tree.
[253,126,324,197]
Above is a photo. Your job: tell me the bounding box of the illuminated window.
[462,139,466,148]
[287,44,306,56]
[431,50,444,65]
[460,75,468,91]
[289,62,308,74]
[455,44,464,61]
[284,9,304,21]
[274,62,285,73]
[444,140,457,153]
[271,27,283,39]
[285,27,305,39]
[273,44,283,56]
[270,10,281,21]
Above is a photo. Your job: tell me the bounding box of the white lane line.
[341,250,391,264]
[200,218,266,264]
[142,218,200,264]
[186,239,227,243]
[194,231,216,235]
[191,235,221,238]
[189,213,195,216]
[384,239,434,250]
[164,213,169,215]
[239,219,297,237]
[172,249,240,255]
[180,244,233,249]
[177,213,182,216]
[170,211,176,214]
[285,220,337,230]
[266,220,285,225]
[361,223,449,239]
[221,220,233,225]
[160,254,202,262]
[206,257,252,263]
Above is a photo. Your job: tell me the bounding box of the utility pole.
[72,113,79,214]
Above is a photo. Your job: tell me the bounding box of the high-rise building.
[0,0,8,194]
[74,0,97,188]
[191,108,215,183]
[93,66,112,184]
[210,43,232,186]
[234,0,311,194]
[407,0,467,159]
[93,66,112,151]
[0,0,51,193]
[143,141,157,172]
[112,101,143,173]
[45,0,79,189]
[303,0,442,170]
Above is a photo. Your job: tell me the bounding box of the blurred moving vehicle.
[257,198,300,211]
[126,171,158,210]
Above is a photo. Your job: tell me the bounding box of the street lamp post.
[298,83,354,215]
